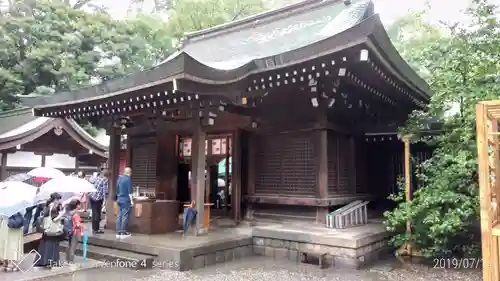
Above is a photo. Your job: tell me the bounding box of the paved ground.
[18,256,481,281]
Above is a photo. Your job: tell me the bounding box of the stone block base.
[191,245,254,270]
[251,237,390,269]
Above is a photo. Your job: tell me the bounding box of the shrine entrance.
[476,101,500,281]
[177,134,233,216]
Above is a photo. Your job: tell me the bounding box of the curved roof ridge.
[0,117,52,140]
[182,0,336,44]
[0,108,107,154]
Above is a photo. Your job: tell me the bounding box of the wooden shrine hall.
[0,107,107,180]
[28,0,431,234]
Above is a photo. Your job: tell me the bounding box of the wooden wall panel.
[255,133,316,197]
[355,138,368,194]
[156,133,177,200]
[327,132,355,195]
[130,136,157,196]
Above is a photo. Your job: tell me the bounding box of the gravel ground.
[27,256,482,281]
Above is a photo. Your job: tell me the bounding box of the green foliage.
[0,0,174,111]
[0,0,270,113]
[384,0,500,258]
[81,121,99,137]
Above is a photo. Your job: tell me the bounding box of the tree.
[1,0,107,13]
[166,0,266,41]
[0,0,174,111]
[386,11,445,79]
[384,0,500,258]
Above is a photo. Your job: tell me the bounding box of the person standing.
[64,200,83,263]
[115,167,133,238]
[0,212,24,272]
[35,193,64,268]
[76,171,88,212]
[89,168,108,234]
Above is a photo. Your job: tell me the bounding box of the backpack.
[62,213,73,238]
[7,213,24,229]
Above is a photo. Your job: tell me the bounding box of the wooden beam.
[224,136,230,214]
[404,137,411,245]
[245,194,374,206]
[191,119,207,234]
[231,129,242,223]
[107,129,121,204]
[41,155,46,167]
[0,152,7,181]
[247,133,256,197]
[476,103,496,281]
[174,78,241,98]
[315,127,328,223]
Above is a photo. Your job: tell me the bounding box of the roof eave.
[365,20,432,101]
[0,119,58,151]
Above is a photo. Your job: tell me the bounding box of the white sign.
[12,249,41,273]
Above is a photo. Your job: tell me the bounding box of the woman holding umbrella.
[0,181,35,272]
[0,212,25,272]
[35,192,64,268]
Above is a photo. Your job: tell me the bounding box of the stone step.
[60,241,156,270]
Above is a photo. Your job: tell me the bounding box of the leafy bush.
[384,0,500,258]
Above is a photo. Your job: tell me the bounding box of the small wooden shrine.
[0,107,107,180]
[28,0,432,233]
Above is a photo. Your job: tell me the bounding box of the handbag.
[43,216,64,236]
[42,206,64,236]
[7,213,24,229]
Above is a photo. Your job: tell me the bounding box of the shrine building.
[27,0,432,233]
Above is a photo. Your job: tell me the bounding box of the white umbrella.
[0,182,37,217]
[27,167,65,180]
[36,176,96,202]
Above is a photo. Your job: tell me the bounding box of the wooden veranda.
[476,101,500,281]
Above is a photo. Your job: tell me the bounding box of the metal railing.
[326,200,369,229]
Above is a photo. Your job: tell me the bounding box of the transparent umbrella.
[0,181,37,217]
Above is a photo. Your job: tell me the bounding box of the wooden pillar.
[0,152,7,181]
[41,154,46,167]
[106,128,121,229]
[224,136,230,213]
[231,130,242,222]
[125,136,132,167]
[109,130,121,199]
[191,121,206,233]
[206,139,213,204]
[245,133,256,220]
[315,129,328,223]
[403,136,412,255]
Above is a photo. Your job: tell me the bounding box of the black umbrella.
[4,173,41,187]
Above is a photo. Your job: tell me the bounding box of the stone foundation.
[191,244,254,269]
[252,237,390,269]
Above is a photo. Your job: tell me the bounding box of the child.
[65,200,83,263]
